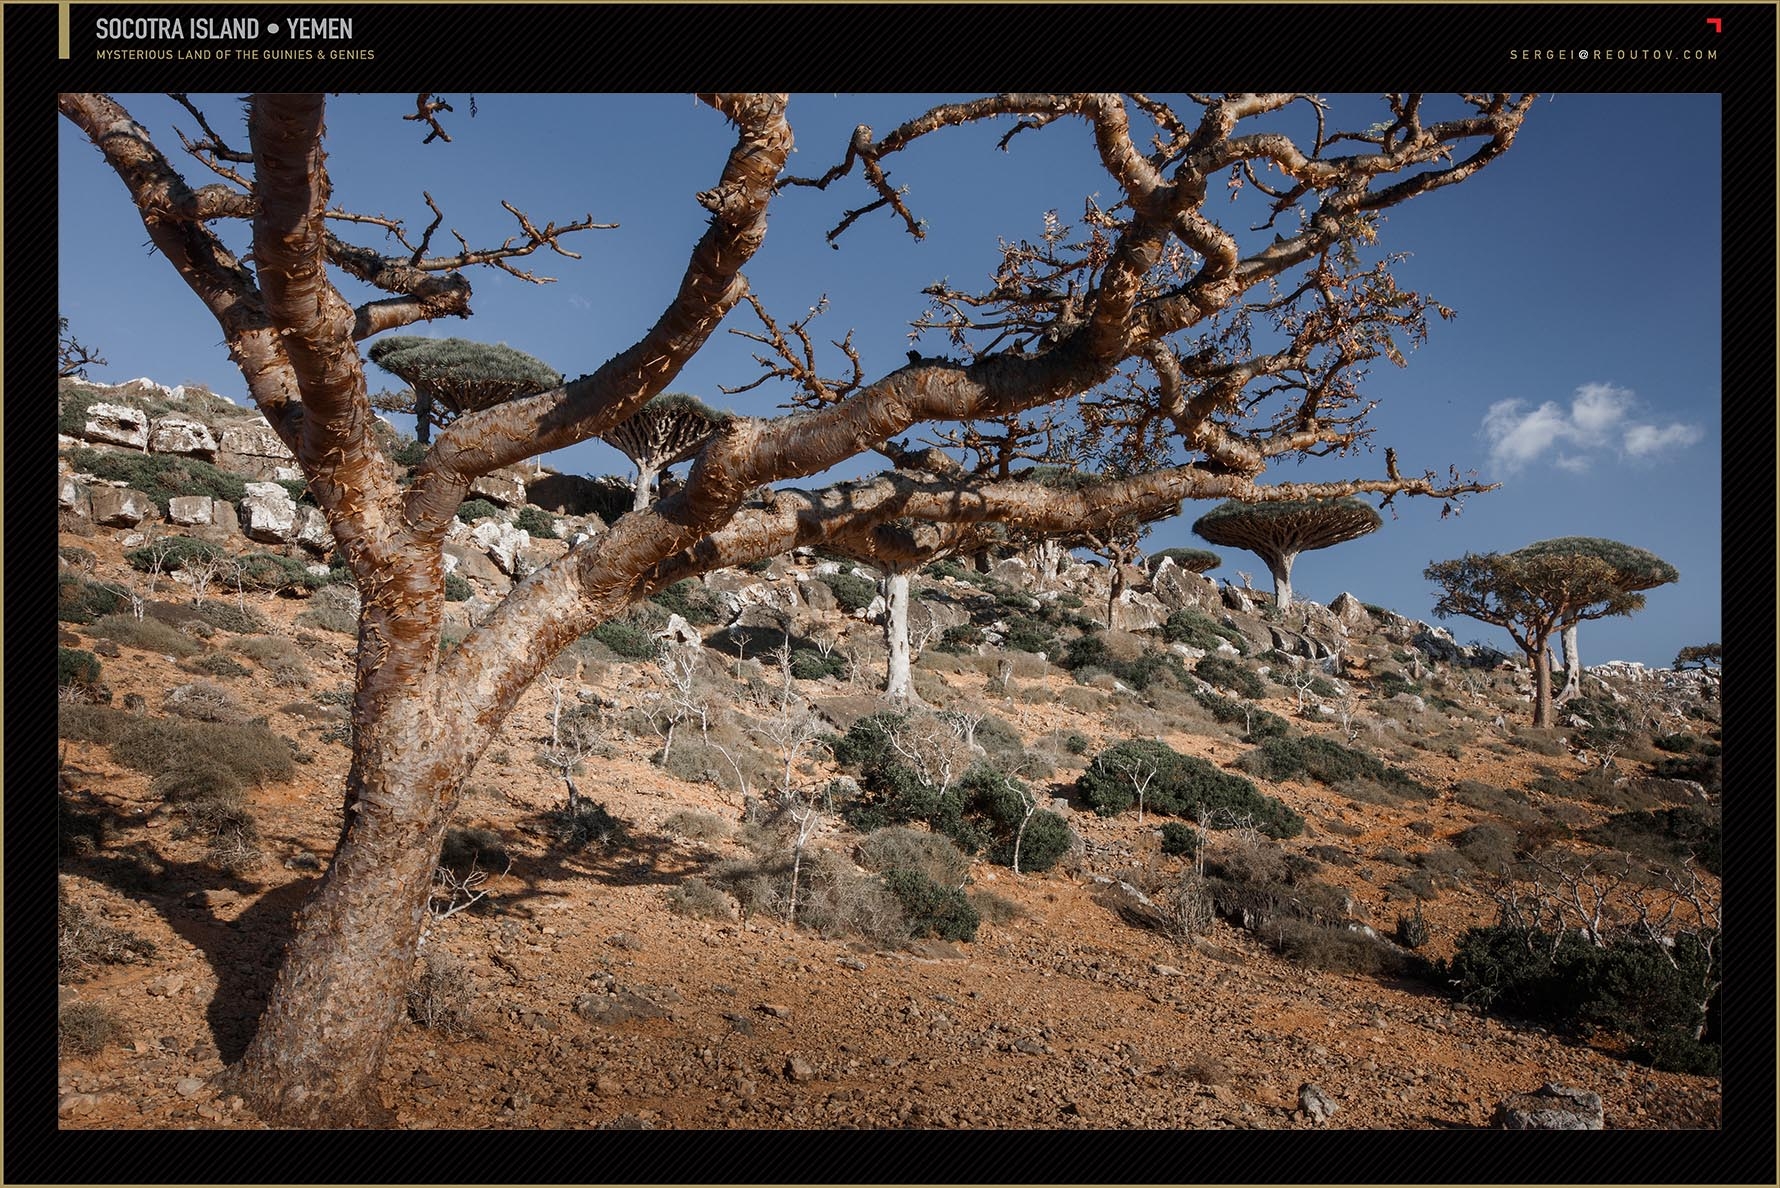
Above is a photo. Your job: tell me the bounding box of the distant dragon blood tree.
[1148,547,1222,575]
[367,336,562,445]
[62,90,1527,1125]
[1512,537,1679,703]
[1425,550,1643,727]
[597,392,725,511]
[1192,497,1381,610]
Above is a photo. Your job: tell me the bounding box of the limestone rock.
[149,416,218,457]
[1111,590,1169,633]
[217,423,298,480]
[166,495,214,527]
[470,519,530,575]
[60,476,91,516]
[1328,592,1373,631]
[295,505,334,553]
[1298,1082,1339,1124]
[90,487,158,528]
[240,481,299,543]
[469,467,531,507]
[83,403,150,449]
[1493,1083,1604,1130]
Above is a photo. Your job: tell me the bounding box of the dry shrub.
[662,809,730,843]
[665,876,735,920]
[59,1003,124,1055]
[1205,830,1287,886]
[1159,871,1216,942]
[59,893,156,979]
[857,825,970,888]
[163,681,242,722]
[89,613,203,657]
[296,583,360,635]
[968,888,1026,925]
[406,950,475,1033]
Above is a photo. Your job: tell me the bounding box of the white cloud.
[1480,382,1703,472]
[1623,421,1705,457]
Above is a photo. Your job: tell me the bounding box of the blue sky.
[58,94,1721,667]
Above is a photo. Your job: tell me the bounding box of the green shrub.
[58,703,127,744]
[513,505,558,539]
[649,578,718,625]
[882,868,979,942]
[1061,635,1190,692]
[58,574,126,624]
[1195,655,1265,700]
[126,535,222,574]
[586,620,657,660]
[1161,608,1249,654]
[456,498,503,523]
[186,652,250,679]
[1160,821,1201,857]
[1585,806,1721,876]
[390,437,429,467]
[819,571,879,613]
[1193,688,1290,740]
[935,623,985,654]
[1440,923,1719,1073]
[59,647,103,690]
[1240,735,1432,799]
[1061,731,1090,755]
[296,585,359,635]
[544,800,629,850]
[1078,738,1303,838]
[439,826,509,874]
[1001,616,1058,655]
[789,648,846,680]
[924,559,973,583]
[443,573,473,602]
[236,552,329,593]
[65,448,246,513]
[186,600,268,635]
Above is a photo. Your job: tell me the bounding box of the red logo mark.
[1706,17,1722,32]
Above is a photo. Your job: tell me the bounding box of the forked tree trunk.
[883,570,914,700]
[228,688,469,1125]
[1554,623,1582,705]
[1032,539,1063,588]
[1268,552,1296,611]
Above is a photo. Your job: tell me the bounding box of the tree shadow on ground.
[67,841,308,1062]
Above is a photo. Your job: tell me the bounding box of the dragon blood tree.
[368,336,562,445]
[1147,547,1222,575]
[62,90,1527,1125]
[598,392,725,511]
[1192,497,1381,610]
[1426,550,1643,727]
[1512,537,1679,704]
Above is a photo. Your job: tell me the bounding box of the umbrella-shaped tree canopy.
[597,392,725,511]
[1511,537,1679,702]
[368,336,561,444]
[1192,497,1381,610]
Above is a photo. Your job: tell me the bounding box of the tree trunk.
[1269,552,1296,611]
[883,570,914,701]
[1032,539,1063,588]
[229,724,465,1126]
[1530,638,1554,728]
[633,461,658,512]
[1107,564,1126,631]
[413,389,433,446]
[1554,623,1582,705]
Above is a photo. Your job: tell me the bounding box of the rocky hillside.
[57,380,1723,1130]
